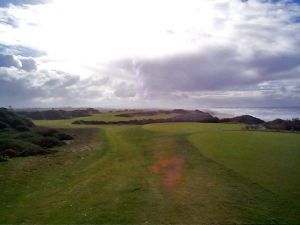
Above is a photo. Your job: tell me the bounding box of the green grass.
[34,111,178,127]
[187,131,300,204]
[1,115,300,224]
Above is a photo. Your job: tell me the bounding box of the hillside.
[73,109,218,125]
[17,108,99,120]
[220,115,265,124]
[0,108,73,161]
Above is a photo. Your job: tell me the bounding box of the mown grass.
[1,115,300,224]
[187,131,300,207]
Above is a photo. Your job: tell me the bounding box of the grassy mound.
[17,108,99,120]
[0,108,73,161]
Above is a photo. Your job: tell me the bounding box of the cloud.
[0,13,18,27]
[106,0,300,107]
[0,0,49,8]
[0,53,37,71]
[0,67,82,106]
[0,54,21,68]
[0,65,115,107]
[116,46,300,95]
[0,44,46,57]
[0,70,42,106]
[114,82,137,98]
[1,0,300,108]
[19,57,37,71]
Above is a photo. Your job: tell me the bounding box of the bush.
[0,121,9,130]
[0,156,8,162]
[34,137,64,148]
[0,139,43,154]
[1,149,19,157]
[19,148,52,157]
[0,108,35,129]
[22,117,35,127]
[15,125,30,132]
[36,128,58,137]
[10,119,27,128]
[0,108,75,160]
[55,133,74,141]
[16,132,36,139]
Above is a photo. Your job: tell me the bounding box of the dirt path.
[150,150,184,192]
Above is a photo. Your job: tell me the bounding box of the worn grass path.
[0,123,299,224]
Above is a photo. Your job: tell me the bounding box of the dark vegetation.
[74,109,219,125]
[220,115,265,124]
[73,110,264,125]
[265,118,300,131]
[17,108,99,120]
[74,109,299,132]
[116,110,175,117]
[0,108,73,161]
[220,115,300,132]
[247,118,300,131]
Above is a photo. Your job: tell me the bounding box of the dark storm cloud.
[116,46,300,96]
[247,51,300,76]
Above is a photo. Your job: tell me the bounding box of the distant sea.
[208,107,300,121]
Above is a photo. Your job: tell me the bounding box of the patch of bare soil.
[53,128,100,153]
[150,150,184,192]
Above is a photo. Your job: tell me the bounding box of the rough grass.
[34,111,178,127]
[1,115,300,224]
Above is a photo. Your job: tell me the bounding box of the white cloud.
[0,0,300,108]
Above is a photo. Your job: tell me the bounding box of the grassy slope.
[187,131,300,212]
[145,123,300,200]
[1,116,300,224]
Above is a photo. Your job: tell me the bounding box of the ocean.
[208,107,300,121]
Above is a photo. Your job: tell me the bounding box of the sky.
[0,0,300,109]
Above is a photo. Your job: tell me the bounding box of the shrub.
[0,156,8,162]
[0,139,43,154]
[16,132,36,139]
[34,137,64,148]
[15,125,30,132]
[55,133,74,141]
[0,121,9,130]
[0,108,35,128]
[19,148,52,157]
[0,109,72,160]
[1,149,19,157]
[36,128,58,137]
[22,117,35,127]
[265,118,300,131]
[10,119,27,129]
